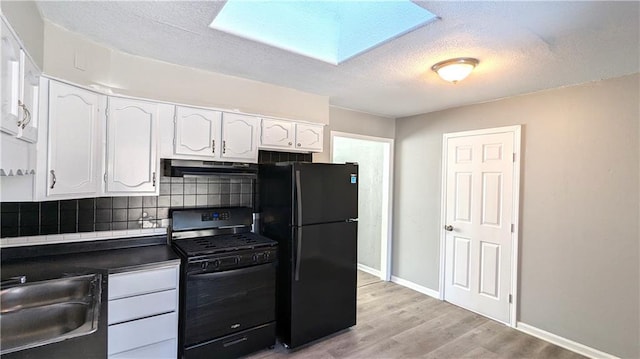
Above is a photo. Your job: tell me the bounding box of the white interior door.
[442,126,520,324]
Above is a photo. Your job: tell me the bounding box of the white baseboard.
[357,263,381,278]
[516,322,618,359]
[390,275,440,299]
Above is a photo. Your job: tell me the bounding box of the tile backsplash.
[0,151,312,239]
[1,176,253,238]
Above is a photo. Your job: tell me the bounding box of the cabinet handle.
[152,172,156,187]
[212,140,215,154]
[288,142,292,146]
[50,170,56,189]
[223,140,226,154]
[17,100,31,129]
[297,143,301,147]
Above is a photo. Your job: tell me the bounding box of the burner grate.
[173,232,277,256]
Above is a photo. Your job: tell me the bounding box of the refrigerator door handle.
[294,169,303,281]
[295,228,302,281]
[295,170,303,223]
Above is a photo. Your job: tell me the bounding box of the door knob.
[444,225,454,232]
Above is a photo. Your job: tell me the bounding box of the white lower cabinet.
[108,312,178,357]
[108,264,179,359]
[110,338,177,359]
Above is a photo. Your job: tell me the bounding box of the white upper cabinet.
[259,118,324,153]
[1,18,40,143]
[261,118,295,150]
[106,97,159,195]
[18,53,40,143]
[220,112,259,163]
[295,123,324,152]
[1,19,22,136]
[47,81,102,197]
[174,106,222,158]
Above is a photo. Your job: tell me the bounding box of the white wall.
[394,74,639,358]
[42,21,329,125]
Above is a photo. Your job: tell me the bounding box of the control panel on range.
[171,207,253,230]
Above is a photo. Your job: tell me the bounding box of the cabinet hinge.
[103,173,107,183]
[152,172,157,187]
[509,294,512,304]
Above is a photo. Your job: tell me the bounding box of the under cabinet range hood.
[163,159,258,178]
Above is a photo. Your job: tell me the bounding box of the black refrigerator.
[259,162,358,349]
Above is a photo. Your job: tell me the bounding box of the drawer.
[109,265,178,300]
[108,312,177,356]
[109,289,177,325]
[185,322,275,359]
[109,338,176,359]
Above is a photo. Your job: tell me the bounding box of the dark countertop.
[1,235,181,282]
[0,235,181,359]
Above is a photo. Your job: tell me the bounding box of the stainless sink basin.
[0,274,102,355]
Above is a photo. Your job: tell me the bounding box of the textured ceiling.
[36,1,640,118]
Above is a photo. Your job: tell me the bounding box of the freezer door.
[294,163,358,225]
[288,221,357,348]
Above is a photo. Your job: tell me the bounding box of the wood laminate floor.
[247,271,585,359]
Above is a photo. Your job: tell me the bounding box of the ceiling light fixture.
[431,57,479,84]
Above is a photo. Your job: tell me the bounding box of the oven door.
[183,262,276,348]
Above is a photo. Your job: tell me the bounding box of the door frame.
[438,125,522,327]
[330,131,394,282]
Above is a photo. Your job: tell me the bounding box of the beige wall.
[43,21,329,124]
[314,106,395,163]
[394,74,639,358]
[1,0,44,68]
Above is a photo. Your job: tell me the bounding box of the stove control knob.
[201,261,209,270]
[252,254,258,262]
[264,251,270,260]
[211,260,220,269]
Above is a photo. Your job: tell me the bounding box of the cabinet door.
[260,118,295,150]
[295,123,324,152]
[18,52,39,143]
[1,20,21,136]
[106,97,158,194]
[221,113,259,163]
[47,81,101,196]
[174,106,221,158]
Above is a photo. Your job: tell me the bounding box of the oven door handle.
[188,262,274,279]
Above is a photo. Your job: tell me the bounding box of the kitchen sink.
[0,274,102,355]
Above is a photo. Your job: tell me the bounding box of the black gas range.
[170,207,277,359]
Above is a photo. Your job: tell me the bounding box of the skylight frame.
[209,1,438,65]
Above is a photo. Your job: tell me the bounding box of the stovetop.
[172,232,277,257]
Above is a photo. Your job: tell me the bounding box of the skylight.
[209,1,437,65]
